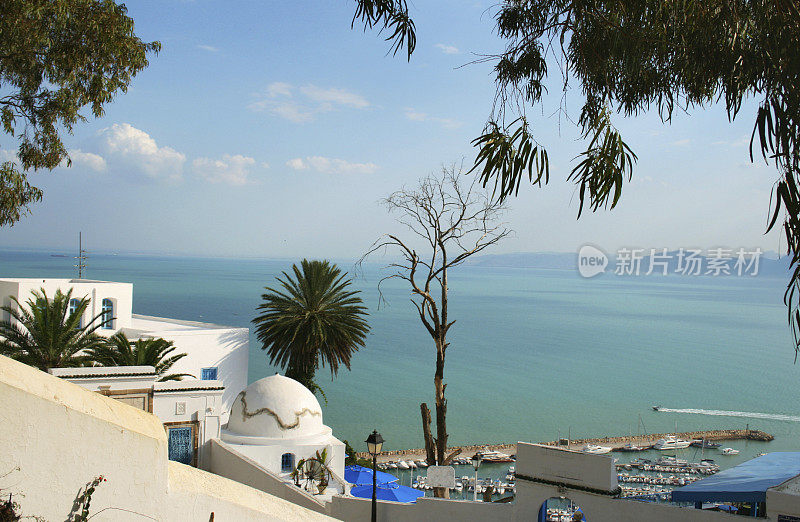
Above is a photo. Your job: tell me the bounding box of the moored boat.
[581,444,612,455]
[619,442,647,452]
[690,439,721,449]
[653,436,691,450]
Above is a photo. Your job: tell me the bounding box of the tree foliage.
[354,0,800,354]
[252,259,370,396]
[0,288,105,371]
[351,0,416,60]
[0,0,160,226]
[86,332,193,381]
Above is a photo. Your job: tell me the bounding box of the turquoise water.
[2,250,798,468]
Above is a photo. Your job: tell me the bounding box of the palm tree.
[252,259,370,396]
[0,288,106,371]
[86,332,193,381]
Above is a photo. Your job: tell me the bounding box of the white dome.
[226,374,325,439]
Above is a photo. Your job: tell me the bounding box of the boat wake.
[656,408,800,423]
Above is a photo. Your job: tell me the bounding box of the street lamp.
[366,430,384,522]
[471,453,482,502]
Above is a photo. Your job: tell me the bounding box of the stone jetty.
[543,428,774,452]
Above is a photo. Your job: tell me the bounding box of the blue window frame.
[168,426,194,465]
[68,298,82,328]
[201,367,218,380]
[101,298,114,330]
[281,453,295,473]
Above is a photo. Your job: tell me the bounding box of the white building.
[50,365,225,469]
[221,374,347,494]
[0,277,248,419]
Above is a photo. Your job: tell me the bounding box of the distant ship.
[50,254,67,258]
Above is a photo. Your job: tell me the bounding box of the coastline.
[356,428,773,462]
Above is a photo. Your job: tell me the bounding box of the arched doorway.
[538,496,586,522]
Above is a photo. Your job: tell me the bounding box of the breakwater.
[543,428,773,451]
[357,428,773,461]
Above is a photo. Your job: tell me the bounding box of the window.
[168,426,195,466]
[101,299,114,329]
[281,453,295,473]
[201,367,218,380]
[68,298,82,328]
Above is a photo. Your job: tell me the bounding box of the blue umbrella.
[350,483,425,503]
[344,465,399,486]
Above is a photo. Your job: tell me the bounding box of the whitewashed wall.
[0,278,133,334]
[0,355,334,522]
[134,317,249,418]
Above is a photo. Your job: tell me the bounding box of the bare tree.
[361,164,511,497]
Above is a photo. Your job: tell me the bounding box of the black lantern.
[366,430,384,455]
[471,453,482,501]
[471,453,482,470]
[365,430,384,522]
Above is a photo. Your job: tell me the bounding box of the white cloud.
[193,154,257,186]
[102,123,185,182]
[435,43,460,55]
[299,85,369,109]
[286,158,307,170]
[68,149,106,172]
[286,156,377,174]
[249,82,369,122]
[197,44,219,53]
[403,107,462,129]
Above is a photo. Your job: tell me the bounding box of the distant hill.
[467,250,792,277]
[466,252,576,269]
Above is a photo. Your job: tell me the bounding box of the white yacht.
[653,436,691,450]
[581,444,612,454]
[721,447,740,455]
[397,460,411,469]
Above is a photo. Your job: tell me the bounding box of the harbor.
[360,427,775,502]
[358,427,774,463]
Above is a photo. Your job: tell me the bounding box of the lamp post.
[366,430,384,522]
[471,453,482,502]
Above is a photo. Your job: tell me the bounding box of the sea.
[2,249,799,479]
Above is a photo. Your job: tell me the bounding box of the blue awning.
[672,452,800,503]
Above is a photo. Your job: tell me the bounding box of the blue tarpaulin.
[350,483,425,503]
[672,452,800,503]
[344,465,399,486]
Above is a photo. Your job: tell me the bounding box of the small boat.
[653,436,691,450]
[386,462,398,469]
[652,405,661,411]
[721,448,739,455]
[619,442,647,452]
[407,460,417,469]
[478,451,515,463]
[691,439,721,449]
[397,460,410,469]
[415,459,428,468]
[582,444,612,455]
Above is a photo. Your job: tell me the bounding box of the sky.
[0,1,785,259]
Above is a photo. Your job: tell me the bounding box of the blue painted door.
[201,367,218,380]
[168,427,193,465]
